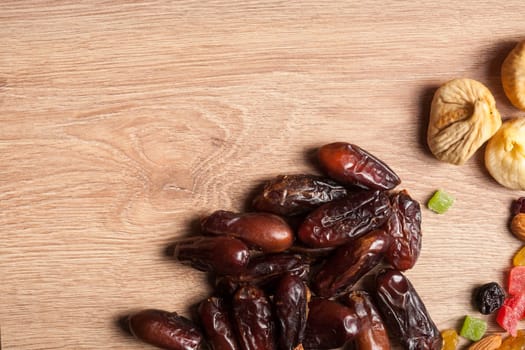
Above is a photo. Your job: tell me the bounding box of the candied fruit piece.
[499,329,525,349]
[475,282,505,314]
[497,294,525,336]
[441,329,458,350]
[460,315,487,341]
[427,190,454,214]
[514,246,525,267]
[509,266,525,296]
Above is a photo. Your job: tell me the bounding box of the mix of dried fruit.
[123,142,442,350]
[122,40,525,350]
[427,40,525,191]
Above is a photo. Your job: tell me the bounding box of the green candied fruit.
[459,315,487,341]
[427,189,455,214]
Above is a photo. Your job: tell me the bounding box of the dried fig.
[427,78,501,165]
[485,118,525,189]
[502,41,525,110]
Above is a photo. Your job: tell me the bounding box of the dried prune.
[232,285,276,350]
[298,190,392,248]
[274,273,310,350]
[384,190,422,270]
[375,269,442,350]
[128,309,205,350]
[252,174,348,216]
[318,142,401,190]
[201,210,294,253]
[303,298,359,349]
[174,236,250,275]
[197,297,240,350]
[313,230,391,297]
[475,282,505,315]
[343,291,391,350]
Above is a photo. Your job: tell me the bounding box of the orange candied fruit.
[441,329,459,350]
[499,330,525,350]
[513,246,525,266]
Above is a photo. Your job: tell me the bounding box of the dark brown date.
[288,245,336,259]
[174,236,250,275]
[216,253,311,295]
[128,309,205,350]
[298,190,392,248]
[384,190,422,271]
[252,174,348,216]
[313,230,391,298]
[303,298,359,349]
[201,210,294,253]
[318,142,401,190]
[197,297,240,350]
[343,291,391,350]
[274,273,310,350]
[241,253,310,281]
[374,269,442,350]
[232,285,276,350]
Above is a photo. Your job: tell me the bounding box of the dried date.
[375,269,442,350]
[383,190,422,271]
[313,230,391,297]
[197,297,240,350]
[174,236,250,275]
[201,210,294,253]
[298,190,392,248]
[128,309,205,350]
[343,291,391,350]
[252,174,348,216]
[232,285,276,350]
[216,253,311,295]
[303,298,359,349]
[274,273,310,350]
[287,245,336,259]
[318,142,401,190]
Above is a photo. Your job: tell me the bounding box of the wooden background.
[2,1,525,349]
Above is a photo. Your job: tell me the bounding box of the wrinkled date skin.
[298,190,392,248]
[384,190,422,271]
[252,174,348,216]
[318,142,401,190]
[313,230,391,298]
[201,210,294,252]
[343,291,391,350]
[274,273,310,350]
[216,253,311,295]
[128,309,205,350]
[174,236,250,275]
[288,245,336,259]
[197,297,240,350]
[375,269,442,350]
[230,253,310,285]
[303,298,359,349]
[233,285,276,350]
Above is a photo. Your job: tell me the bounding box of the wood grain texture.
[2,1,525,348]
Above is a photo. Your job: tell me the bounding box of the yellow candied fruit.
[513,246,525,266]
[499,330,525,350]
[441,329,459,350]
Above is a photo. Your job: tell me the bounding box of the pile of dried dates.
[124,142,442,350]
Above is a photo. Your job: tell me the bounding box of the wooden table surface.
[2,1,525,349]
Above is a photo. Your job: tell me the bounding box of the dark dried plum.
[475,282,505,315]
